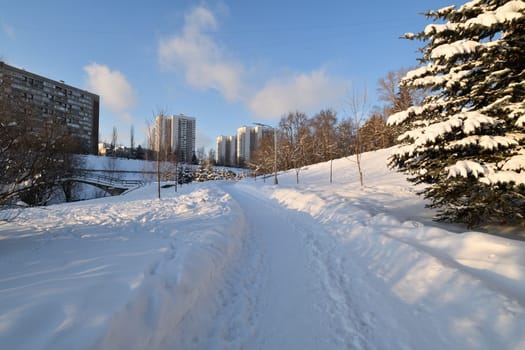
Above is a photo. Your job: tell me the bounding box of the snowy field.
[1,148,524,349]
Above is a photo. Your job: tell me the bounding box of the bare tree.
[250,132,275,181]
[378,69,405,110]
[320,110,338,158]
[279,111,311,184]
[111,126,118,155]
[148,110,184,196]
[359,113,395,152]
[130,125,135,158]
[376,67,427,142]
[335,118,355,158]
[146,119,155,159]
[0,75,84,207]
[345,87,371,187]
[196,146,206,164]
[146,111,167,199]
[309,109,339,182]
[377,68,425,113]
[207,148,216,166]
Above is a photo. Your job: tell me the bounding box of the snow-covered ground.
[1,148,524,349]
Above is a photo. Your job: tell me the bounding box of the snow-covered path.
[217,184,344,349]
[211,180,525,350]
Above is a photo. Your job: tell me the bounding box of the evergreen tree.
[388,0,525,226]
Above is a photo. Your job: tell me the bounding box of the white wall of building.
[154,114,196,163]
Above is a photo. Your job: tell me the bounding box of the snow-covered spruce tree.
[387,0,525,226]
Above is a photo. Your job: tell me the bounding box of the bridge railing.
[69,172,144,189]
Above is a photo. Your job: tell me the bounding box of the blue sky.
[0,0,453,150]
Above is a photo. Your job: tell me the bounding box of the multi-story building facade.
[154,114,196,163]
[236,126,262,166]
[0,61,99,154]
[216,135,236,166]
[173,114,196,163]
[154,115,173,153]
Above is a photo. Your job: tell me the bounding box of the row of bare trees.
[251,109,369,185]
[250,69,420,185]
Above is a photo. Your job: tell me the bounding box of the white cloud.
[83,63,137,122]
[158,6,349,123]
[249,69,349,119]
[158,6,243,102]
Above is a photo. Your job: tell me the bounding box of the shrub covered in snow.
[388,0,525,226]
[193,164,240,182]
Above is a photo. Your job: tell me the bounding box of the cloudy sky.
[1,0,452,149]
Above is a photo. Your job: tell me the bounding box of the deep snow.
[1,148,524,349]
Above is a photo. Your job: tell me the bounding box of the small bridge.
[65,174,144,196]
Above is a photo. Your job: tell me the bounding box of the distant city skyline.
[1,0,453,150]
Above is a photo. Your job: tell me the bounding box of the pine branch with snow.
[387,0,525,226]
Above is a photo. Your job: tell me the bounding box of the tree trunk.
[356,152,364,187]
[157,151,161,199]
[330,159,333,184]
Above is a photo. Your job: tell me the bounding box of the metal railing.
[68,172,144,189]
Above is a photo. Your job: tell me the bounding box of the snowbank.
[94,188,246,349]
[263,148,525,349]
[0,183,246,350]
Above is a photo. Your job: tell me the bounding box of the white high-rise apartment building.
[154,114,196,163]
[236,126,262,166]
[154,115,172,152]
[216,135,236,166]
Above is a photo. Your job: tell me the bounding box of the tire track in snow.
[206,206,264,349]
[220,184,371,349]
[288,211,373,350]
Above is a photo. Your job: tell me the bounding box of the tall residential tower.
[236,126,262,166]
[216,135,236,166]
[154,114,196,163]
